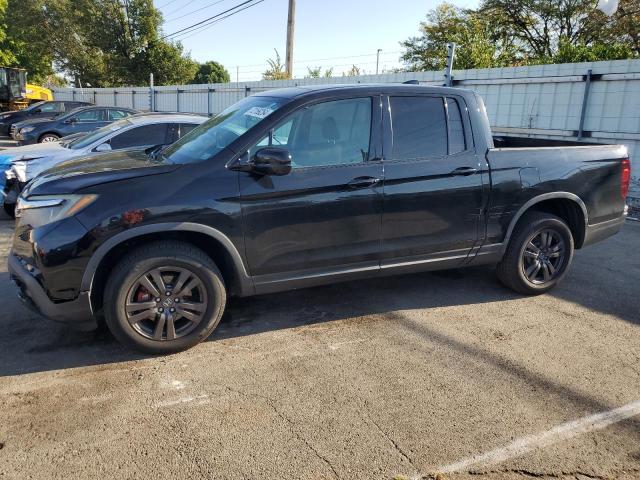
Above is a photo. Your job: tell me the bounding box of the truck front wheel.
[497,211,574,295]
[104,241,227,354]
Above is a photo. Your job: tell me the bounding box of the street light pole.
[376,49,382,75]
[285,0,296,78]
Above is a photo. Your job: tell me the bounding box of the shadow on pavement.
[0,223,637,377]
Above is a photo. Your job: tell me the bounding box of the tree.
[0,0,16,66]
[190,61,230,84]
[263,49,289,80]
[344,65,362,76]
[401,1,639,72]
[401,3,521,71]
[0,0,199,87]
[305,66,333,78]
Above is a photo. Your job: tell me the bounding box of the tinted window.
[109,124,168,150]
[108,109,132,121]
[253,98,372,169]
[390,96,447,159]
[446,97,466,154]
[73,109,102,122]
[65,102,88,110]
[179,123,198,138]
[38,103,60,113]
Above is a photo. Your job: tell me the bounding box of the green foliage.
[190,61,230,84]
[305,66,333,78]
[263,49,289,80]
[344,64,362,76]
[402,0,639,72]
[0,0,199,87]
[0,0,16,66]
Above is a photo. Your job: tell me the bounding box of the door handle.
[347,176,381,189]
[451,166,478,176]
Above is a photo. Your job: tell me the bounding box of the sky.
[154,0,479,81]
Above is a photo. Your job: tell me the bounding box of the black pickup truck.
[8,84,630,353]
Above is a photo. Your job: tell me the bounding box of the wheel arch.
[502,192,588,252]
[82,223,254,314]
[38,131,61,142]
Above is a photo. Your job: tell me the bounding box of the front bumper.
[8,253,97,330]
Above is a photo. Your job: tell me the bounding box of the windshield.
[163,96,287,164]
[67,118,133,150]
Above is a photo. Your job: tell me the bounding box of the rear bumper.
[8,253,96,330]
[582,214,626,248]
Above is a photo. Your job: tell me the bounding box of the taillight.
[621,158,631,199]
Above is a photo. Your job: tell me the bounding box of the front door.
[239,96,383,287]
[381,94,485,263]
[67,108,108,135]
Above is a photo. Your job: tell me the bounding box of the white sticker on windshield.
[244,106,274,120]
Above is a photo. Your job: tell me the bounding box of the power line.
[165,0,228,23]
[170,0,265,40]
[156,0,180,8]
[164,0,201,17]
[162,0,260,39]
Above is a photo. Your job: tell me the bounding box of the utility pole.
[376,49,382,75]
[285,0,296,78]
[443,42,456,87]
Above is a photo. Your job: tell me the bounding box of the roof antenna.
[403,80,419,85]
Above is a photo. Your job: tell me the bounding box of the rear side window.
[108,109,132,121]
[38,103,61,113]
[446,98,466,154]
[390,96,447,159]
[109,124,168,149]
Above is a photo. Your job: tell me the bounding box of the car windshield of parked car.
[163,96,287,164]
[66,118,132,150]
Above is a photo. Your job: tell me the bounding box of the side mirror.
[94,143,112,152]
[31,108,41,114]
[251,147,292,176]
[65,117,77,124]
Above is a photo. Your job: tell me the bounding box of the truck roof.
[254,83,472,99]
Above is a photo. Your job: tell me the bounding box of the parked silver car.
[2,113,207,216]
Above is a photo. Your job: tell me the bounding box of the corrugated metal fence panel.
[52,59,640,199]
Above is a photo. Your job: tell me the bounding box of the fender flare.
[501,192,588,252]
[80,222,254,296]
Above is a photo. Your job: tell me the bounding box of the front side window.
[252,97,372,169]
[390,96,447,160]
[164,96,288,165]
[109,124,168,150]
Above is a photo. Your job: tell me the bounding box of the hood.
[24,149,180,196]
[0,142,66,162]
[12,116,58,129]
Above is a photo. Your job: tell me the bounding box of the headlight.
[5,169,15,180]
[15,194,98,228]
[11,161,27,182]
[20,126,35,133]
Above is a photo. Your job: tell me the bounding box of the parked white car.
[2,113,207,216]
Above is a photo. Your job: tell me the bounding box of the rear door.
[239,96,384,283]
[381,94,484,263]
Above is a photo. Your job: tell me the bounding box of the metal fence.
[53,59,640,205]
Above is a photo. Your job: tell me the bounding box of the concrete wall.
[53,59,640,204]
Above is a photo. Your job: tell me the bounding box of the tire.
[497,211,574,295]
[104,241,226,354]
[39,133,59,143]
[3,201,15,219]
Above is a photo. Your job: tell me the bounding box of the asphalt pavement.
[0,219,638,479]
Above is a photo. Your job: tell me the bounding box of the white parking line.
[438,400,640,473]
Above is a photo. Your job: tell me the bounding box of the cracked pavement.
[0,219,638,480]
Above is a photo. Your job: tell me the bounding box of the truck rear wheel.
[104,241,226,354]
[497,211,574,295]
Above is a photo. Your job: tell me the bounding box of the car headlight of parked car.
[15,194,98,228]
[11,160,28,183]
[20,126,35,134]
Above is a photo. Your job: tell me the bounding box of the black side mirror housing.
[251,147,292,176]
